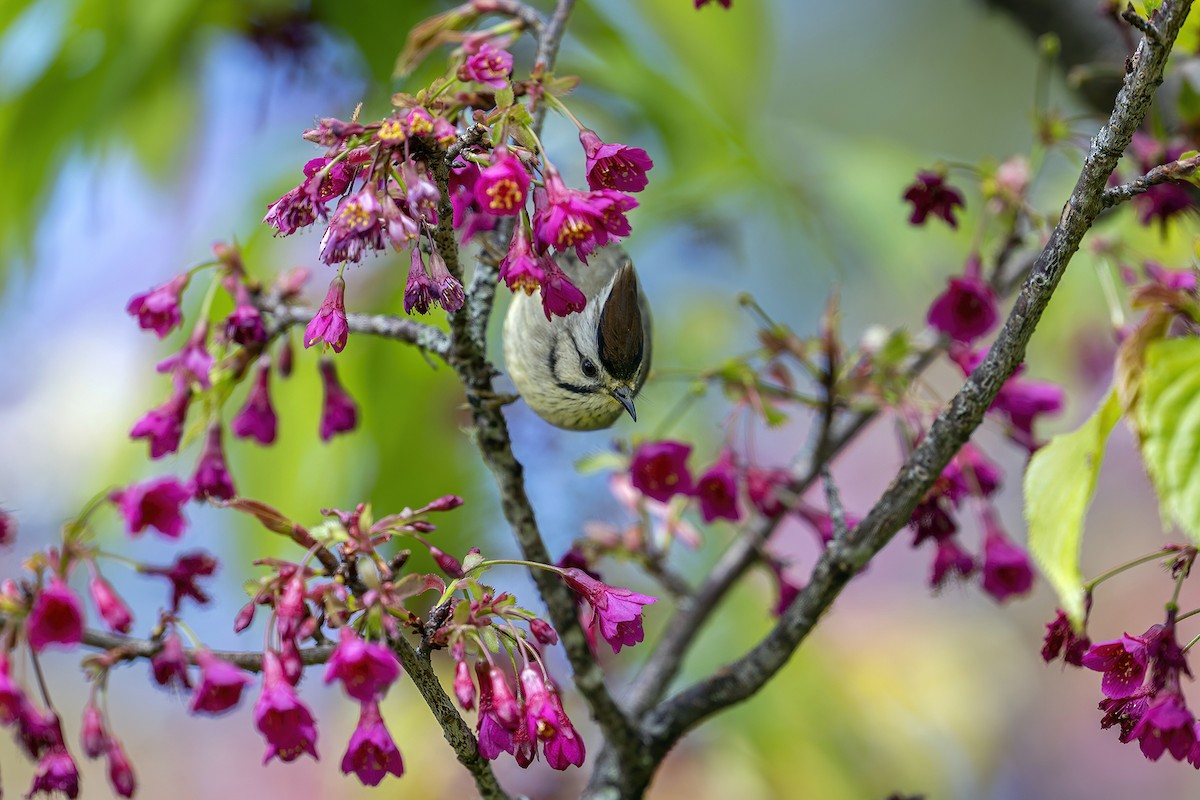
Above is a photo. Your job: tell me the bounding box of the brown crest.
[597,261,644,382]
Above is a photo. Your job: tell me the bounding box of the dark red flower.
[979,512,1034,602]
[1042,610,1092,667]
[630,441,694,503]
[926,255,998,343]
[694,450,741,523]
[930,536,975,589]
[191,425,236,502]
[1082,628,1156,699]
[341,700,404,785]
[26,579,84,652]
[111,476,191,539]
[28,746,80,799]
[404,247,436,315]
[255,650,319,763]
[141,551,218,612]
[903,170,965,228]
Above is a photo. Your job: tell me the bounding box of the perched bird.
[503,245,652,430]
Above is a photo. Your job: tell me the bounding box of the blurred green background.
[2,0,1198,798]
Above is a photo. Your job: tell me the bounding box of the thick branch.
[632,0,1191,778]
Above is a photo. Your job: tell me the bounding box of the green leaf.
[575,451,627,475]
[1138,338,1200,543]
[1025,389,1122,625]
[309,520,350,547]
[461,551,485,574]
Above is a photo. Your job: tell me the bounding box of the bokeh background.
[1,0,1197,797]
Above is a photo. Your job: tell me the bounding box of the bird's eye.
[581,357,598,379]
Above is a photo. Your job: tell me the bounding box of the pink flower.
[380,192,420,249]
[529,618,558,646]
[0,507,14,547]
[88,574,133,634]
[189,650,252,716]
[155,321,213,388]
[427,248,465,312]
[111,476,191,539]
[126,274,189,338]
[224,286,266,347]
[533,167,637,261]
[979,512,1033,602]
[538,259,587,319]
[191,425,236,502]
[303,157,353,204]
[766,557,802,617]
[341,700,405,786]
[542,687,585,769]
[942,443,1002,503]
[930,536,975,589]
[630,441,694,503]
[319,188,385,264]
[402,161,440,224]
[498,225,546,294]
[264,185,318,236]
[520,665,557,744]
[694,450,741,523]
[80,700,108,758]
[488,667,521,729]
[474,148,530,216]
[0,655,27,725]
[232,364,277,445]
[453,658,475,711]
[26,579,84,652]
[1144,261,1198,291]
[1041,609,1092,667]
[560,568,657,653]
[304,275,350,352]
[141,551,217,612]
[318,359,359,441]
[746,467,791,518]
[580,129,654,193]
[1082,629,1155,699]
[255,650,319,763]
[129,380,191,459]
[1132,691,1195,761]
[28,747,80,799]
[106,740,137,797]
[474,661,515,759]
[323,627,401,703]
[903,170,965,228]
[150,630,192,690]
[926,255,998,343]
[462,42,513,88]
[404,248,437,315]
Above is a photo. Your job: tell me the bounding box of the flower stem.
[1084,548,1175,592]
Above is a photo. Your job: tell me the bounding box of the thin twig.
[257,299,452,358]
[1101,153,1200,207]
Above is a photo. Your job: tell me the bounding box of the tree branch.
[619,3,1192,794]
[256,298,452,359]
[1101,153,1200,207]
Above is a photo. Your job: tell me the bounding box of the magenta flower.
[630,440,695,503]
[255,650,319,763]
[26,579,84,652]
[80,701,108,758]
[512,719,535,768]
[0,507,13,547]
[224,286,266,347]
[474,661,515,759]
[1132,692,1195,761]
[303,157,353,204]
[264,185,319,236]
[304,275,350,352]
[1041,609,1092,667]
[453,658,475,711]
[926,255,998,343]
[462,42,513,88]
[341,700,405,786]
[909,495,957,546]
[380,192,420,249]
[1144,261,1198,291]
[529,618,558,646]
[126,273,189,338]
[129,380,190,459]
[694,450,741,523]
[903,170,965,228]
[106,740,136,798]
[28,747,80,799]
[402,161,440,224]
[746,467,791,518]
[88,574,133,634]
[929,536,975,589]
[538,259,587,319]
[404,248,437,315]
[319,188,385,264]
[0,655,26,725]
[189,650,252,716]
[141,551,218,612]
[318,359,359,441]
[561,568,657,653]
[488,667,521,729]
[979,514,1033,602]
[580,129,654,193]
[150,630,192,690]
[155,321,213,389]
[766,557,802,617]
[1130,134,1196,228]
[191,425,236,502]
[110,476,191,539]
[232,364,277,445]
[533,167,636,261]
[1083,630,1155,699]
[16,703,62,759]
[993,376,1065,452]
[323,626,401,703]
[474,148,530,216]
[942,443,1002,503]
[695,0,732,7]
[542,688,586,769]
[427,248,465,312]
[520,666,558,748]
[498,225,546,294]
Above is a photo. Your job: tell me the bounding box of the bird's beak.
[611,386,637,422]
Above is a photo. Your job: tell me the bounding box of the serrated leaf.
[309,520,350,546]
[480,626,500,653]
[494,85,514,109]
[461,551,485,574]
[1025,389,1122,625]
[1138,338,1200,543]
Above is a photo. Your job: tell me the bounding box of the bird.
[503,244,652,430]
